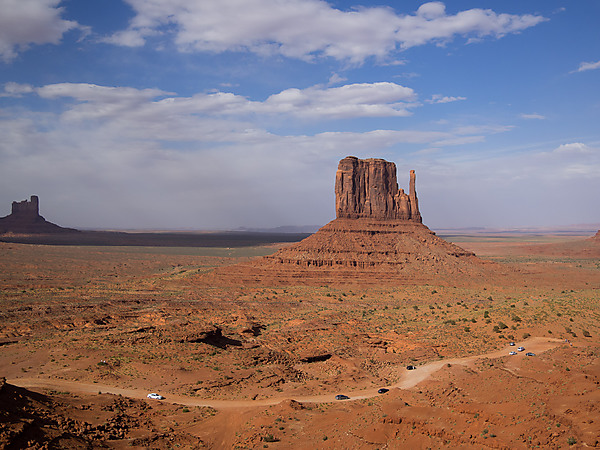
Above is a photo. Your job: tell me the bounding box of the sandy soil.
[1,233,599,448]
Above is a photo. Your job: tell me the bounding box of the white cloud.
[105,0,547,63]
[30,81,418,122]
[551,142,593,155]
[426,94,466,104]
[520,113,546,120]
[1,81,512,228]
[1,82,34,97]
[0,0,79,62]
[262,82,417,118]
[574,60,600,73]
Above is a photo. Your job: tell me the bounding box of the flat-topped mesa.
[335,156,421,222]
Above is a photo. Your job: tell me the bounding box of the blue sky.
[1,0,599,230]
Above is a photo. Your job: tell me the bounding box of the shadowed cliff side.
[0,196,79,235]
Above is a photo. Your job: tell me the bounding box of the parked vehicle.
[335,394,350,400]
[526,352,535,356]
[509,351,517,355]
[406,365,416,370]
[377,388,389,394]
[147,393,164,400]
[517,346,525,352]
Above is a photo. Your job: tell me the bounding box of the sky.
[0,0,599,231]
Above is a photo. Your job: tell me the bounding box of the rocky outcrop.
[335,156,421,221]
[206,156,497,286]
[0,196,78,234]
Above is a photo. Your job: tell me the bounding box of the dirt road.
[9,337,564,410]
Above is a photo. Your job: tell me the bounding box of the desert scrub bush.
[512,315,522,322]
[498,322,508,330]
[522,332,531,339]
[483,311,490,318]
[583,330,591,337]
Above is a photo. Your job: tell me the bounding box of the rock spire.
[335,156,421,222]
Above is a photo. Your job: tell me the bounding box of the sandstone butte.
[0,195,77,235]
[208,156,499,286]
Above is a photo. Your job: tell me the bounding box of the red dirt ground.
[1,232,599,448]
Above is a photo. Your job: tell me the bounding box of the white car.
[509,351,517,355]
[147,393,164,400]
[517,346,525,352]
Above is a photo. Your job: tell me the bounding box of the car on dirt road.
[517,346,525,352]
[406,365,416,370]
[147,393,164,400]
[335,394,350,400]
[526,352,535,356]
[377,388,389,394]
[509,351,517,355]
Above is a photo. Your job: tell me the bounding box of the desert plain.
[1,229,599,449]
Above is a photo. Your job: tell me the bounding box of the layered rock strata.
[206,156,494,286]
[0,196,77,234]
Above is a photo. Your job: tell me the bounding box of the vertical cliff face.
[335,156,421,222]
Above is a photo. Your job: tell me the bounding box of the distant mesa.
[207,156,496,286]
[0,195,78,235]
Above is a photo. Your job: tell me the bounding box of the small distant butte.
[0,195,78,235]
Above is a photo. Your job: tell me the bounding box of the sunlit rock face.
[335,156,421,222]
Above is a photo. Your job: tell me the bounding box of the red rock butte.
[0,196,77,235]
[207,156,498,286]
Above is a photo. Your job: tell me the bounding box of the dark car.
[406,365,416,370]
[377,388,389,394]
[335,394,350,400]
[526,352,535,356]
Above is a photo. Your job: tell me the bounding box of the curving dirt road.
[9,337,564,410]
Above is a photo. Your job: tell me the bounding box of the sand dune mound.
[207,157,499,286]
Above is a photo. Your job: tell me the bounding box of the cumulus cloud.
[0,0,79,62]
[104,0,546,63]
[262,82,417,118]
